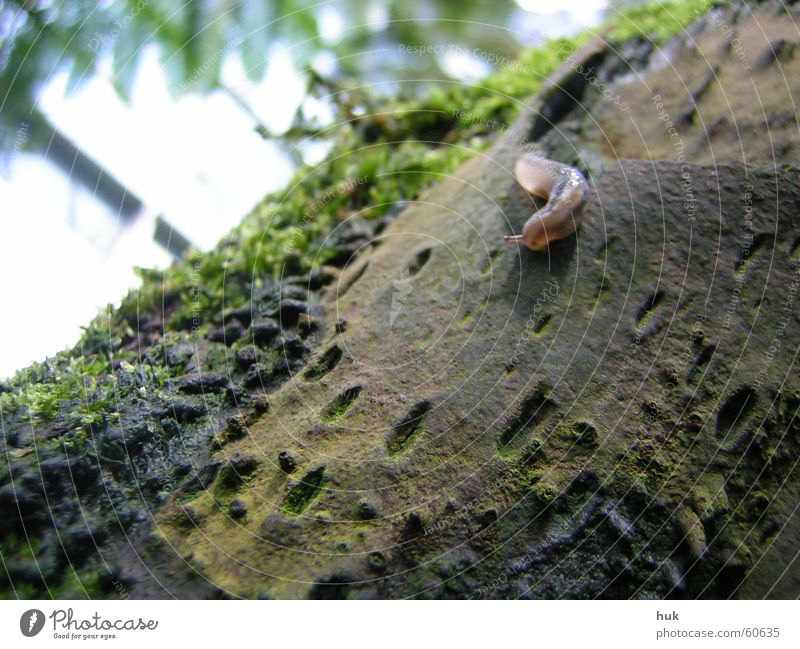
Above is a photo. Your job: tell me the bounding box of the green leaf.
[110,21,150,101]
[238,1,273,81]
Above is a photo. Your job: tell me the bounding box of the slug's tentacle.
[504,152,590,252]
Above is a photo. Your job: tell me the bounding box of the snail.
[503,152,590,252]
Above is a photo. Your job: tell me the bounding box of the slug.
[503,152,590,252]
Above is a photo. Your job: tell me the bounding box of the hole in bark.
[529,50,606,140]
[386,401,431,455]
[569,421,599,447]
[338,260,369,297]
[636,291,665,328]
[304,345,343,381]
[499,385,555,449]
[595,240,613,262]
[408,247,432,276]
[534,314,553,336]
[480,248,503,275]
[788,236,800,258]
[735,233,770,276]
[281,466,325,515]
[716,387,757,439]
[687,344,716,383]
[321,386,362,423]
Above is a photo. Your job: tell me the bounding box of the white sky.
[0,45,301,378]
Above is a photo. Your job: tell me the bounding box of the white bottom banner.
[1,600,798,648]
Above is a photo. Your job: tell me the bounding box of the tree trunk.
[2,0,799,599]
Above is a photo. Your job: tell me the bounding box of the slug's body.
[504,152,590,252]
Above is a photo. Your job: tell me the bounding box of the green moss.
[605,0,708,43]
[281,467,325,515]
[0,583,39,599]
[175,483,204,506]
[520,437,545,465]
[0,539,105,599]
[1,353,116,426]
[320,386,361,423]
[568,421,599,447]
[0,532,40,560]
[52,566,104,599]
[530,478,558,509]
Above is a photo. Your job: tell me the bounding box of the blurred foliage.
[0,0,525,150]
[605,0,713,41]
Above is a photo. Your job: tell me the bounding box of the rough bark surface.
[145,2,800,598]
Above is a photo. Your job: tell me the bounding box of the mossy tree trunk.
[2,0,800,599]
